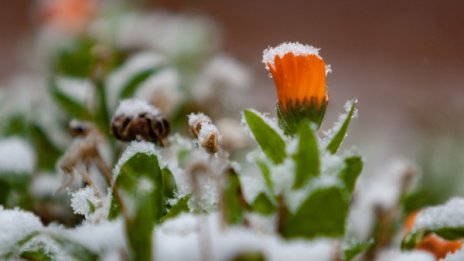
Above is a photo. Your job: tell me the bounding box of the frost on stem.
[0,137,36,174]
[0,207,43,255]
[413,197,464,233]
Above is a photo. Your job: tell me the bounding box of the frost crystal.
[0,207,43,255]
[413,197,464,233]
[262,42,321,70]
[198,122,220,145]
[70,187,101,219]
[0,137,36,174]
[114,98,160,118]
[188,112,211,128]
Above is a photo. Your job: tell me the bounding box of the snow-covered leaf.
[339,156,363,193]
[293,122,319,189]
[325,99,357,154]
[250,192,276,216]
[222,169,247,225]
[283,186,349,239]
[243,109,286,164]
[343,238,374,261]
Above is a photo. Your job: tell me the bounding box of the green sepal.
[277,98,327,136]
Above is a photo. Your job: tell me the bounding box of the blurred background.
[1,0,464,203]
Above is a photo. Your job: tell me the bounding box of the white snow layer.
[188,112,212,128]
[114,98,160,118]
[262,42,321,69]
[0,137,36,174]
[155,213,337,261]
[376,250,435,261]
[0,207,43,255]
[441,248,464,261]
[55,77,94,105]
[413,197,464,233]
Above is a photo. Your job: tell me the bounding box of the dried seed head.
[188,113,212,139]
[198,122,220,154]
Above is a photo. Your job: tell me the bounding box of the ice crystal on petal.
[262,42,321,70]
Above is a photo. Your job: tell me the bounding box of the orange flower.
[39,0,97,33]
[404,211,462,259]
[263,42,329,133]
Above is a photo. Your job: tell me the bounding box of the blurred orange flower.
[39,0,97,33]
[263,42,328,112]
[405,211,462,259]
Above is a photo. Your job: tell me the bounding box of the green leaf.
[50,81,92,120]
[53,38,95,78]
[251,192,276,216]
[230,252,265,261]
[162,168,177,201]
[20,250,52,261]
[283,186,350,239]
[160,195,190,223]
[256,160,273,192]
[113,152,164,261]
[293,122,320,189]
[120,68,157,99]
[339,156,363,193]
[243,110,286,164]
[222,169,247,224]
[326,100,357,154]
[343,239,374,261]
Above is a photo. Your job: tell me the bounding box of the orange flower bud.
[39,0,97,33]
[263,42,329,134]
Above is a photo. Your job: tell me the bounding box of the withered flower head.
[263,42,330,134]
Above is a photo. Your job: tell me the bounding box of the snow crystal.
[441,248,464,261]
[70,187,101,219]
[0,207,43,255]
[113,141,162,178]
[322,98,358,147]
[134,68,182,116]
[114,98,161,118]
[55,76,94,105]
[262,42,321,69]
[376,250,435,261]
[413,197,464,233]
[0,137,36,174]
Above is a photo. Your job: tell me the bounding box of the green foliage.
[250,192,276,216]
[49,80,92,120]
[119,69,159,99]
[230,252,265,261]
[53,38,95,78]
[293,122,320,189]
[160,195,191,223]
[283,186,350,239]
[243,109,286,164]
[343,239,374,261]
[113,152,164,261]
[222,169,247,225]
[256,160,273,192]
[326,100,357,154]
[339,156,363,193]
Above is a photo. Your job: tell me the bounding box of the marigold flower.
[404,211,462,259]
[39,0,97,33]
[263,42,329,134]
